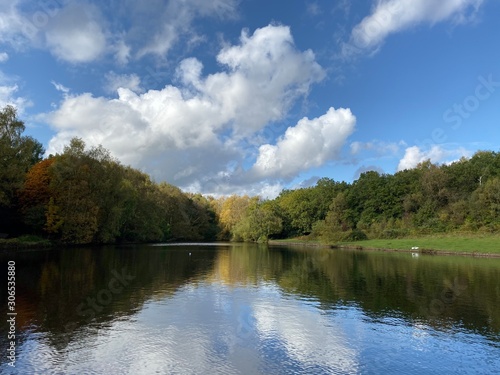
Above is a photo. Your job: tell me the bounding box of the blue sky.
[1,0,499,197]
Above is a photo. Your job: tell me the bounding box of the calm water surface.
[1,243,499,374]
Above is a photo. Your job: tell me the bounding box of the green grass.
[0,235,52,249]
[271,237,322,244]
[269,237,328,247]
[341,234,500,254]
[271,233,500,255]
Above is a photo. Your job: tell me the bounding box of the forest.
[1,105,500,245]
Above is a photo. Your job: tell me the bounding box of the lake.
[1,243,499,374]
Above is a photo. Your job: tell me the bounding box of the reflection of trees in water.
[274,248,500,336]
[1,244,499,355]
[0,245,220,352]
[209,243,284,285]
[209,244,500,337]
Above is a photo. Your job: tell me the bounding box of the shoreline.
[337,245,500,258]
[268,240,500,258]
[4,237,500,259]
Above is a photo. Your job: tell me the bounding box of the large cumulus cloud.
[43,25,354,196]
[251,107,356,179]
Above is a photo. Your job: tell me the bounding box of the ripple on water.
[3,243,500,374]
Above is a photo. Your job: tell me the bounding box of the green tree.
[85,146,127,243]
[48,140,100,243]
[313,192,355,242]
[119,167,166,243]
[233,201,283,242]
[276,188,320,235]
[0,105,44,234]
[348,171,392,227]
[470,177,500,229]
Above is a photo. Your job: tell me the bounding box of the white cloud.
[350,140,405,155]
[0,0,239,65]
[51,81,69,94]
[45,3,106,63]
[0,83,31,114]
[0,52,8,62]
[113,39,131,65]
[210,25,325,136]
[252,107,356,179]
[397,145,472,171]
[104,72,143,94]
[0,1,106,63]
[0,65,31,113]
[0,0,39,49]
[137,0,239,59]
[43,25,328,196]
[0,2,113,64]
[344,0,484,57]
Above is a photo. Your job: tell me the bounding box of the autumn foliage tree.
[16,136,219,244]
[0,105,44,235]
[214,195,256,240]
[18,158,55,233]
[5,106,500,245]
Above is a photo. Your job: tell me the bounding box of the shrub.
[344,229,368,241]
[380,228,409,239]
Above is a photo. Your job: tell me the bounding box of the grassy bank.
[0,235,52,249]
[341,235,500,255]
[270,237,325,246]
[270,233,500,256]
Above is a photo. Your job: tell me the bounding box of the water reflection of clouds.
[253,297,359,374]
[9,279,500,374]
[12,282,359,374]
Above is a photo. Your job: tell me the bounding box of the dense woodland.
[1,105,500,245]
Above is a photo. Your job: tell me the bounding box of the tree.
[232,201,283,242]
[117,167,166,243]
[46,139,130,243]
[0,105,44,234]
[156,184,216,241]
[85,145,127,243]
[216,195,256,239]
[48,142,100,243]
[349,171,390,227]
[470,177,500,229]
[186,193,219,240]
[276,188,318,235]
[18,158,55,232]
[312,192,355,242]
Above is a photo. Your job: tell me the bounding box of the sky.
[1,0,499,197]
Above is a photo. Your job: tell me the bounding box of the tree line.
[215,152,500,242]
[1,106,217,243]
[1,105,500,244]
[265,155,500,242]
